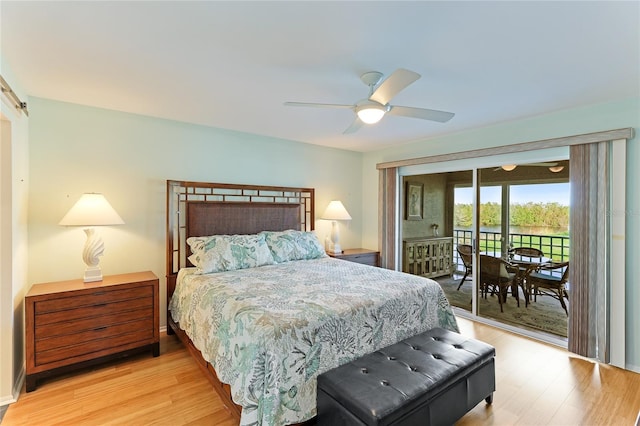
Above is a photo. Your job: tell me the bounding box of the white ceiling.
[2,1,638,152]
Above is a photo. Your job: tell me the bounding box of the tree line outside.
[454,202,570,261]
[454,202,570,232]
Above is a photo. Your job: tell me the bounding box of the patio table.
[509,254,552,306]
[478,252,553,305]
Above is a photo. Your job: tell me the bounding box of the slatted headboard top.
[166,180,315,298]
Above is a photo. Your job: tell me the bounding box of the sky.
[455,183,570,205]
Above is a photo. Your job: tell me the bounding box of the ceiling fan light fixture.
[549,165,564,173]
[501,164,517,171]
[356,103,386,124]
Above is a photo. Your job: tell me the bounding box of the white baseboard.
[12,366,24,402]
[626,362,640,374]
[0,395,15,407]
[0,366,23,407]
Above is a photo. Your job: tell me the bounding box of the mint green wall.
[23,95,640,377]
[362,97,640,372]
[27,97,364,327]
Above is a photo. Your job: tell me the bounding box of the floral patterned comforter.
[169,257,458,425]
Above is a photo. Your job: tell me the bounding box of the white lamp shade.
[322,200,352,221]
[59,193,124,226]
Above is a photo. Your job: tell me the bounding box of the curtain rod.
[0,74,29,116]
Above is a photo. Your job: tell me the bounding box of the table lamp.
[59,193,124,282]
[321,200,352,254]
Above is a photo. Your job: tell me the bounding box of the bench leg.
[485,393,493,405]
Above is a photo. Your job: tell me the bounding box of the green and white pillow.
[187,233,275,274]
[260,230,326,263]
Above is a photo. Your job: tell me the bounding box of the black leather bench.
[317,327,495,425]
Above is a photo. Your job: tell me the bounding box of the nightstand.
[25,271,159,392]
[328,248,379,267]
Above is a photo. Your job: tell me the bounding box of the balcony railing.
[453,229,570,278]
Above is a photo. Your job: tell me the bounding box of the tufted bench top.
[317,327,495,425]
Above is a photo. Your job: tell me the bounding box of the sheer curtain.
[568,142,610,361]
[378,167,398,269]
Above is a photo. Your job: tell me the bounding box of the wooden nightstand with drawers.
[25,271,159,392]
[328,248,380,267]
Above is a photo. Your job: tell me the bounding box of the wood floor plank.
[3,319,640,425]
[3,333,236,426]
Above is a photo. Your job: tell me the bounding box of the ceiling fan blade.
[388,105,455,123]
[343,117,364,134]
[369,69,420,105]
[283,102,353,109]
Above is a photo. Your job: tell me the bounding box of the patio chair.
[456,244,473,290]
[479,254,519,313]
[511,247,544,257]
[510,246,545,304]
[528,261,570,315]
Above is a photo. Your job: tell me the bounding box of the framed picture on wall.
[405,182,423,220]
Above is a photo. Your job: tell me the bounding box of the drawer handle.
[93,291,106,296]
[94,303,107,308]
[94,326,108,331]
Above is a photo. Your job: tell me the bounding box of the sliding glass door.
[399,148,570,341]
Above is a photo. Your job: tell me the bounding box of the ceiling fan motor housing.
[360,71,384,88]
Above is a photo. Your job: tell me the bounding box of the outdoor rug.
[437,274,568,338]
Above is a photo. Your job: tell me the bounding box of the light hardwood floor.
[3,318,640,425]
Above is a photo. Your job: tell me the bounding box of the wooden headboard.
[166,180,315,299]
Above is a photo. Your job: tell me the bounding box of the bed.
[166,180,459,426]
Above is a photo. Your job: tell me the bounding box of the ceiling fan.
[284,68,455,134]
[495,162,565,173]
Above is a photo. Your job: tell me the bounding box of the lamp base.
[326,220,343,255]
[84,266,103,283]
[326,242,343,255]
